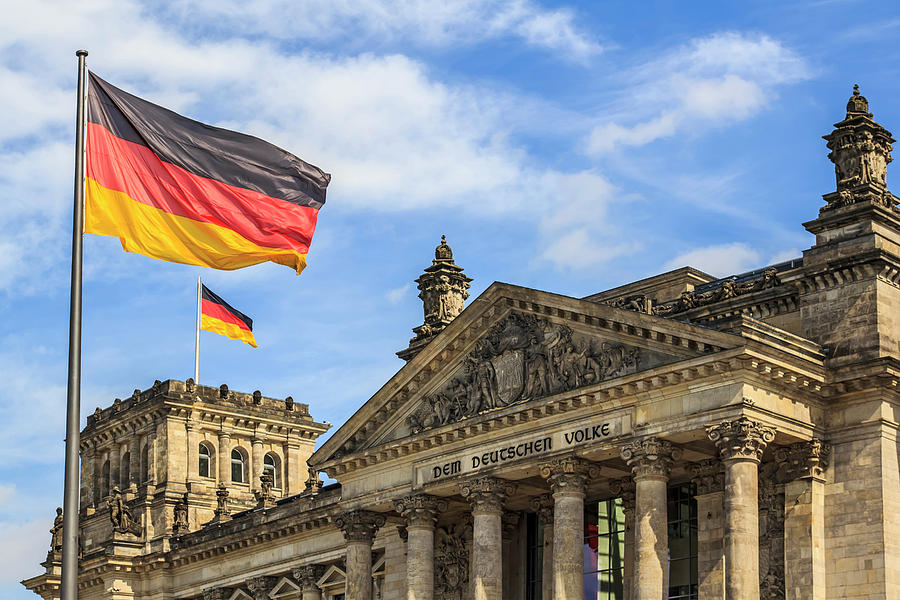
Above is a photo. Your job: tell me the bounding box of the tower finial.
[846,84,870,117]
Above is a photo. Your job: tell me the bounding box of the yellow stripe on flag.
[201,314,258,348]
[85,178,308,273]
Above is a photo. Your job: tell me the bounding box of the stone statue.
[50,507,63,552]
[107,487,141,535]
[173,493,189,535]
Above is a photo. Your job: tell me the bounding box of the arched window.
[231,448,245,483]
[263,453,279,488]
[199,444,211,478]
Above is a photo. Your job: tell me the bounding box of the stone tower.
[802,85,900,366]
[397,236,472,361]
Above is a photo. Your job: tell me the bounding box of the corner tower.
[398,236,472,361]
[801,85,900,366]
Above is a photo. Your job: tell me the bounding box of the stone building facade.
[23,88,900,600]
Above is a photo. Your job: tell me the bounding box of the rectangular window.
[525,512,544,600]
[667,484,698,600]
[584,497,626,600]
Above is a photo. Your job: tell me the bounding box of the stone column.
[502,511,522,599]
[394,494,447,600]
[335,510,385,600]
[217,432,231,484]
[460,477,515,600]
[621,438,680,600]
[540,456,597,600]
[530,495,555,600]
[247,576,276,600]
[707,417,775,600]
[109,444,122,491]
[81,445,95,508]
[251,437,264,491]
[610,479,636,600]
[293,565,326,600]
[777,439,830,600]
[128,441,140,489]
[186,424,200,482]
[688,460,726,600]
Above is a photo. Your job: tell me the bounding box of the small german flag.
[201,285,257,347]
[84,72,329,273]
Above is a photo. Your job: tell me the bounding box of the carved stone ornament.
[650,268,780,317]
[435,523,469,600]
[707,417,776,463]
[246,576,276,600]
[529,494,554,522]
[201,587,228,600]
[688,459,725,495]
[620,438,681,479]
[502,510,520,540]
[304,467,323,494]
[459,477,515,513]
[821,85,898,211]
[394,494,448,528]
[219,383,229,399]
[185,377,196,393]
[406,311,640,433]
[775,439,831,481]
[758,458,785,599]
[285,395,294,411]
[609,478,636,512]
[172,493,189,535]
[255,472,277,508]
[539,456,599,494]
[334,510,386,542]
[207,484,230,523]
[49,507,63,553]
[292,565,326,592]
[107,486,142,536]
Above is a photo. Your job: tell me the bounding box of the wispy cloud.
[586,32,810,154]
[386,283,412,304]
[664,242,761,277]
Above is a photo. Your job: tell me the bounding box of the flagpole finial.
[76,49,88,57]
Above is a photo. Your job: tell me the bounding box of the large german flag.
[85,72,330,273]
[201,285,257,347]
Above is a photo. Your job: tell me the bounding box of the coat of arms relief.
[406,312,640,433]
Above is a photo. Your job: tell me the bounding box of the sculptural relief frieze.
[406,312,639,433]
[434,523,469,600]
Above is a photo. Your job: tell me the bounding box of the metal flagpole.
[194,275,201,384]
[61,49,88,600]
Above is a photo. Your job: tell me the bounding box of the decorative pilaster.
[336,510,386,600]
[172,493,189,535]
[621,438,680,600]
[530,495,554,600]
[609,479,636,600]
[246,576,276,600]
[460,477,514,600]
[395,495,447,600]
[540,456,598,600]
[777,440,830,600]
[688,460,726,600]
[707,418,775,600]
[293,565,326,600]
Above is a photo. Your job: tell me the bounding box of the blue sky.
[3,0,900,596]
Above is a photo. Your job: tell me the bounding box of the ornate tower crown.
[821,85,897,211]
[397,236,473,361]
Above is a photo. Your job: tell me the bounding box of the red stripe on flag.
[86,122,318,253]
[201,298,252,332]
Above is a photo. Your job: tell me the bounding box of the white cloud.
[538,228,635,270]
[386,283,412,304]
[159,0,602,61]
[664,242,762,277]
[0,519,52,584]
[586,32,810,154]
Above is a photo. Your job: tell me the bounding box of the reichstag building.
[24,87,900,600]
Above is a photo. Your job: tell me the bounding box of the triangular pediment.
[311,282,745,467]
[270,577,301,598]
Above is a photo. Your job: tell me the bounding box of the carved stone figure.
[50,507,63,552]
[255,472,276,508]
[407,312,640,433]
[758,458,785,599]
[107,487,141,535]
[173,493,189,535]
[435,523,469,599]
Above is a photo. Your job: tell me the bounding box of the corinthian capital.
[394,494,448,528]
[246,576,276,600]
[706,417,775,463]
[529,494,554,522]
[334,510,386,542]
[688,459,725,495]
[539,456,599,494]
[292,564,326,592]
[775,439,831,481]
[620,438,681,480]
[609,478,636,512]
[459,477,515,513]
